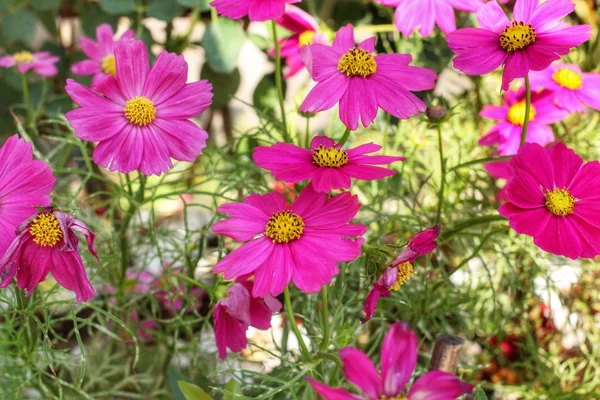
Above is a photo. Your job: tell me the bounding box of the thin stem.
[337,127,351,146]
[519,75,531,147]
[135,0,145,38]
[21,73,32,123]
[118,175,146,290]
[283,286,311,362]
[304,116,310,149]
[353,24,396,34]
[318,286,330,352]
[435,124,445,224]
[271,21,290,142]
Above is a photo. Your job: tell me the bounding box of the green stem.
[304,116,310,149]
[135,0,145,38]
[439,214,507,242]
[318,286,330,352]
[353,24,396,34]
[21,73,32,124]
[337,127,351,146]
[283,286,311,362]
[118,175,146,289]
[271,21,290,142]
[519,75,531,147]
[435,124,445,224]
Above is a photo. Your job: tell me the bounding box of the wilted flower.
[211,0,300,22]
[0,51,59,77]
[0,209,98,302]
[253,136,404,193]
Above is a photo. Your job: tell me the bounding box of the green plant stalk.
[271,21,290,143]
[21,73,32,125]
[118,175,146,290]
[304,116,310,148]
[519,75,531,147]
[283,286,311,362]
[338,127,351,146]
[435,124,445,224]
[318,286,330,352]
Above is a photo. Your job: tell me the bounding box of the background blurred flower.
[211,0,301,22]
[0,51,59,77]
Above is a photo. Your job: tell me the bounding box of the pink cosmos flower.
[253,136,404,193]
[499,142,600,260]
[485,158,511,202]
[362,225,439,323]
[447,0,592,91]
[479,88,568,156]
[0,209,98,302]
[530,63,600,113]
[214,278,282,359]
[211,0,301,22]
[307,322,473,399]
[65,39,213,176]
[271,5,328,79]
[212,184,365,297]
[0,51,59,77]
[374,0,484,37]
[0,135,55,257]
[71,24,135,86]
[300,25,437,130]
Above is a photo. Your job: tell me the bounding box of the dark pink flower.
[374,0,484,36]
[447,0,591,91]
[0,51,59,77]
[211,0,301,22]
[499,142,600,259]
[362,226,440,323]
[71,24,135,86]
[65,39,213,176]
[530,63,600,113]
[271,5,328,79]
[479,88,568,156]
[0,135,55,257]
[300,24,437,130]
[307,322,472,399]
[212,184,365,297]
[214,279,282,359]
[253,136,404,193]
[0,209,98,302]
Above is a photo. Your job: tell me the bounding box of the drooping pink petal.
[339,347,382,399]
[381,322,417,397]
[306,378,363,400]
[407,370,473,400]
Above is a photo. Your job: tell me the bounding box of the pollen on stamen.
[337,47,377,77]
[265,210,305,243]
[552,68,582,90]
[13,51,33,64]
[101,55,116,76]
[30,213,63,247]
[389,261,415,291]
[312,145,349,168]
[500,21,536,53]
[124,96,156,126]
[545,188,575,216]
[507,101,536,126]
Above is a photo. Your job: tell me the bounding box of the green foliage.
[203,18,245,73]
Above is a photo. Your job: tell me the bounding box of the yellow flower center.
[13,51,33,64]
[545,188,575,216]
[381,395,407,400]
[101,54,116,76]
[389,261,415,291]
[552,68,582,90]
[507,101,536,126]
[338,48,377,78]
[265,210,305,243]
[299,30,316,47]
[500,22,536,53]
[30,213,63,247]
[312,145,349,168]
[124,96,156,126]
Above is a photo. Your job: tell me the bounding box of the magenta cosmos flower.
[71,24,135,86]
[65,39,213,176]
[211,0,300,22]
[253,136,404,193]
[479,88,568,156]
[530,63,600,113]
[362,226,439,323]
[307,322,472,399]
[271,5,328,79]
[447,0,591,91]
[499,143,600,260]
[0,209,98,302]
[214,278,281,359]
[212,184,365,297]
[374,0,484,36]
[0,51,59,77]
[300,25,437,130]
[0,135,55,258]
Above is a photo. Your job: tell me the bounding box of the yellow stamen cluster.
[265,210,305,243]
[500,22,536,53]
[30,213,63,247]
[380,395,408,400]
[389,261,415,291]
[552,68,582,90]
[338,48,377,77]
[545,188,575,216]
[298,30,316,47]
[507,101,536,126]
[124,96,156,126]
[101,54,116,76]
[312,145,349,168]
[13,51,33,64]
